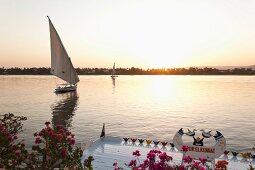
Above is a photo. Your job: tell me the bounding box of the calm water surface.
[0,75,254,150]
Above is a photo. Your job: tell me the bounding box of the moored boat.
[82,125,255,170]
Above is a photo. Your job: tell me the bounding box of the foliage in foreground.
[0,113,93,169]
[113,145,255,170]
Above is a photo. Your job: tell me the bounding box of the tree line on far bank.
[1,67,255,75]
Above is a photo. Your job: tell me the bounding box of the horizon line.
[1,65,255,70]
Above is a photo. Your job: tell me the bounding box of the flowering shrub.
[0,113,28,169]
[30,122,84,169]
[0,113,93,169]
[113,148,213,170]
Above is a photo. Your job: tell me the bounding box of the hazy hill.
[197,65,255,70]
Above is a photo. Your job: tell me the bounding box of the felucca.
[47,16,79,93]
[111,62,118,78]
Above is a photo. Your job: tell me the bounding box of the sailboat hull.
[55,84,77,93]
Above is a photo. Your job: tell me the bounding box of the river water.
[0,75,254,151]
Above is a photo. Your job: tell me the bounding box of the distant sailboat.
[111,62,118,78]
[47,16,79,93]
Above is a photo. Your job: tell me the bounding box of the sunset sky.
[1,0,255,68]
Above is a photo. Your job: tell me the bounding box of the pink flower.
[147,152,156,160]
[15,151,21,158]
[179,164,186,170]
[199,167,206,170]
[143,159,149,166]
[126,159,137,167]
[192,160,200,169]
[67,137,75,144]
[183,155,193,163]
[61,148,68,158]
[70,138,75,144]
[58,129,64,134]
[39,129,46,136]
[182,145,189,152]
[48,131,53,136]
[113,162,118,166]
[154,161,166,169]
[46,127,52,132]
[133,150,141,157]
[67,137,72,142]
[149,149,162,154]
[199,157,207,164]
[57,134,63,141]
[35,137,42,144]
[158,152,172,162]
[66,131,71,136]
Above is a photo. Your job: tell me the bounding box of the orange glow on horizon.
[0,0,255,68]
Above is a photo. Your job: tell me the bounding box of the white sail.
[111,63,116,76]
[48,17,79,85]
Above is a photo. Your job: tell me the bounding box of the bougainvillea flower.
[183,155,193,163]
[199,157,207,164]
[126,159,137,167]
[192,160,200,169]
[147,152,156,160]
[61,148,68,158]
[158,152,172,162]
[133,150,141,157]
[199,167,206,170]
[179,164,186,170]
[58,129,64,134]
[35,137,42,144]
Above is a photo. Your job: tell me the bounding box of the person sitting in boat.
[193,136,204,146]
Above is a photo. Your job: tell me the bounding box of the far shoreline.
[1,67,255,76]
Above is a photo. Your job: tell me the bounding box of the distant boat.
[111,62,118,78]
[47,16,79,93]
